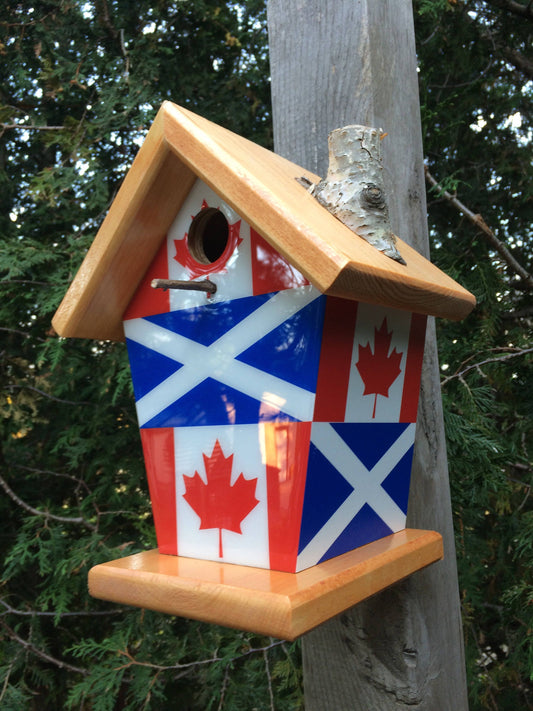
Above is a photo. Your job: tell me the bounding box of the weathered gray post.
[267,1,469,709]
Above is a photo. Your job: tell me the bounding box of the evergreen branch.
[0,620,89,676]
[96,0,119,39]
[0,599,125,618]
[425,166,533,291]
[0,471,97,531]
[441,347,533,387]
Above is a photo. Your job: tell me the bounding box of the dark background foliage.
[0,1,531,709]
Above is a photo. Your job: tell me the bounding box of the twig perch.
[151,278,217,294]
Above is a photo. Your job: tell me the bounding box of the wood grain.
[88,529,442,641]
[268,0,470,708]
[52,102,475,341]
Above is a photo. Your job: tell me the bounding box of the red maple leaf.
[356,318,403,418]
[182,440,259,558]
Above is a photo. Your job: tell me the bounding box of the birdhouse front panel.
[123,179,427,573]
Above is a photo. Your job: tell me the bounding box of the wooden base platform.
[88,528,442,640]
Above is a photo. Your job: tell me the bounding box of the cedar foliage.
[416,2,533,708]
[0,1,531,709]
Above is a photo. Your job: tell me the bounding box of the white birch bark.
[309,125,405,263]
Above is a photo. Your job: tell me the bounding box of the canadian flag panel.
[151,423,309,570]
[123,179,308,320]
[124,286,325,428]
[296,421,416,571]
[314,299,426,423]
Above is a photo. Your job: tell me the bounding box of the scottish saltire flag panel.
[124,287,324,428]
[123,179,427,571]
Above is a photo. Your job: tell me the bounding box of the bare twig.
[425,166,533,291]
[489,0,533,18]
[0,620,89,676]
[441,346,533,387]
[0,471,97,531]
[502,305,533,321]
[12,463,92,494]
[0,326,46,341]
[151,278,217,295]
[0,599,125,618]
[0,123,64,133]
[6,384,94,406]
[217,665,231,711]
[116,639,285,675]
[516,482,531,513]
[263,644,275,711]
[501,45,533,79]
[0,662,13,703]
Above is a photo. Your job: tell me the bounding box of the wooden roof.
[52,101,475,341]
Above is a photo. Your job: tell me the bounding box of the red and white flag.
[314,298,426,424]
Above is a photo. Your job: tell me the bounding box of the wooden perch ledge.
[88,529,443,641]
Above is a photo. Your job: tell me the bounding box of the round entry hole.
[188,208,229,264]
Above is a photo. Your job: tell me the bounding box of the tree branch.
[6,384,94,406]
[441,346,533,387]
[0,620,89,676]
[0,471,97,531]
[0,123,64,132]
[502,305,533,320]
[464,7,533,80]
[501,45,533,79]
[12,463,92,494]
[0,327,46,341]
[0,599,125,618]
[116,639,285,675]
[425,166,533,291]
[487,0,533,19]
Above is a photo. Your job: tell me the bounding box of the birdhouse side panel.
[313,298,427,424]
[124,286,325,428]
[296,297,426,570]
[139,427,176,555]
[295,421,415,571]
[139,422,311,571]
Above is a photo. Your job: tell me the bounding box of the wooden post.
[267,1,469,709]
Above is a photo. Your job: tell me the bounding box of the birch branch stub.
[305,125,406,265]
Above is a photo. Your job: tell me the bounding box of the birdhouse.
[52,102,475,638]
